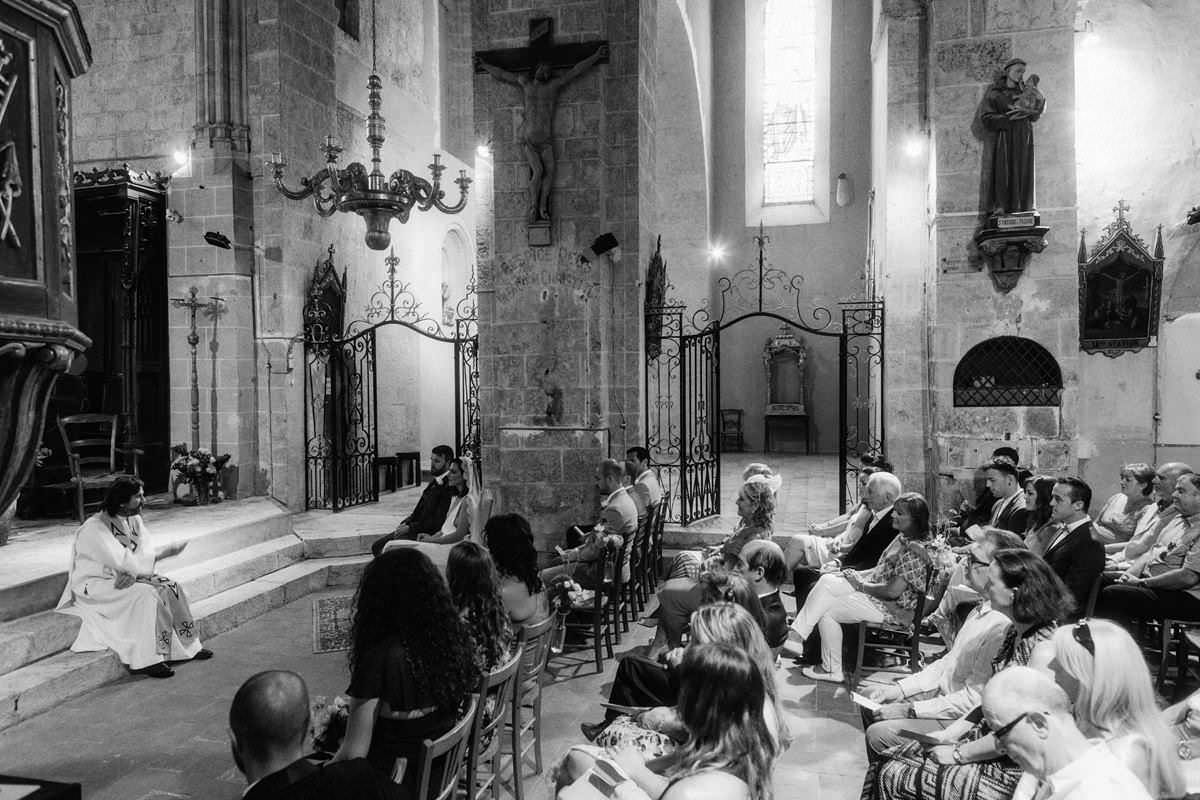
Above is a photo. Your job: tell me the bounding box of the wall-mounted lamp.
[835,172,853,208]
[581,232,620,263]
[476,142,492,158]
[166,208,184,224]
[709,243,726,261]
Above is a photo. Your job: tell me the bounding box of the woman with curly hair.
[1024,618,1182,798]
[650,477,776,654]
[483,513,549,624]
[332,548,479,792]
[447,541,514,672]
[861,548,1076,800]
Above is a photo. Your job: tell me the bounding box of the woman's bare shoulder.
[661,771,749,800]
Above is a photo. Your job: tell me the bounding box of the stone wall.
[473,0,649,549]
[928,1,1078,495]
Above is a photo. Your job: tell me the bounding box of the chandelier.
[266,0,470,250]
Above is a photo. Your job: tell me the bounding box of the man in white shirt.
[858,529,1025,757]
[1107,463,1193,568]
[541,458,639,589]
[982,666,1152,800]
[624,446,663,519]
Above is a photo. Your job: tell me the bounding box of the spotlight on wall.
[476,142,491,158]
[835,172,853,208]
[903,134,927,159]
[172,150,189,167]
[204,231,231,249]
[709,243,726,261]
[581,232,620,263]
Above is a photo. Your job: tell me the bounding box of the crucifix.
[475,18,608,245]
[171,287,222,451]
[1113,199,1130,224]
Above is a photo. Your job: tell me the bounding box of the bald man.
[230,670,402,800]
[981,666,1151,800]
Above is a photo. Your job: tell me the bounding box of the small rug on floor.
[313,594,355,653]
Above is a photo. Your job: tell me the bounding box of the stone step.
[0,610,81,679]
[173,535,306,603]
[0,554,370,732]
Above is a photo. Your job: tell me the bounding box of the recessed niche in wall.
[953,336,1062,407]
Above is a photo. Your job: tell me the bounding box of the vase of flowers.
[546,574,589,655]
[309,694,349,755]
[170,444,232,505]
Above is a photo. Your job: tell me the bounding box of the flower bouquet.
[170,444,232,504]
[309,694,349,755]
[546,574,590,655]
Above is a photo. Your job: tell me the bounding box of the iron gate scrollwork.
[304,246,481,511]
[644,227,885,524]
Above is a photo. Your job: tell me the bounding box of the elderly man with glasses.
[857,529,1026,758]
[982,666,1152,800]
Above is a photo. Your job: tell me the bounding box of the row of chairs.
[561,493,671,672]
[409,613,557,800]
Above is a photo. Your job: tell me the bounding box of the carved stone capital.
[975,226,1050,293]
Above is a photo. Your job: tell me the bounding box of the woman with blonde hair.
[1026,618,1183,798]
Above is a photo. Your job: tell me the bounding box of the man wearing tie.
[1039,477,1105,616]
[984,459,1028,534]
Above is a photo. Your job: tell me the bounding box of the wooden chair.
[410,694,479,800]
[463,648,523,800]
[629,514,651,609]
[614,527,638,636]
[649,492,671,590]
[504,614,556,800]
[563,544,617,671]
[849,563,938,685]
[45,413,140,522]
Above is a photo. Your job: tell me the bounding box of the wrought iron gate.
[644,230,885,524]
[303,248,480,511]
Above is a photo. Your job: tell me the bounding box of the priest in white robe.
[56,476,211,678]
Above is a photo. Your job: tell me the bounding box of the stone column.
[929,2,1078,481]
[168,0,257,497]
[473,2,651,550]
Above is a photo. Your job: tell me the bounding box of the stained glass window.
[761,0,817,205]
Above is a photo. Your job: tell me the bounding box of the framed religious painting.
[1077,202,1164,358]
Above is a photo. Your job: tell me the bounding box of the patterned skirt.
[861,740,1022,800]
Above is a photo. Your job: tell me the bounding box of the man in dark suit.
[1040,476,1105,617]
[738,539,790,651]
[371,444,456,556]
[790,471,901,663]
[230,670,403,800]
[982,458,1028,534]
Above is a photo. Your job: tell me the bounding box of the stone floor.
[0,588,868,799]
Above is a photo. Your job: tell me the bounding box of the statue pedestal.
[975,214,1050,293]
[496,425,609,553]
[527,220,552,247]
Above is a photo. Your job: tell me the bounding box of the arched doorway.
[645,232,884,525]
[303,247,480,511]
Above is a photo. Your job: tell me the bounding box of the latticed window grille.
[761,0,817,205]
[953,337,1063,407]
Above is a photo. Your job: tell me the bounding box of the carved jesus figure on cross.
[476,43,607,224]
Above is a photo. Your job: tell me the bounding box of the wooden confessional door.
[60,169,170,492]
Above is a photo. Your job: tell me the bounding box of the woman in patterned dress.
[791,492,953,683]
[860,549,1076,800]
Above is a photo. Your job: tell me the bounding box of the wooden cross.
[474,17,607,76]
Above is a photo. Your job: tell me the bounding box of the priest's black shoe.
[135,662,175,678]
[580,721,607,742]
[193,648,214,660]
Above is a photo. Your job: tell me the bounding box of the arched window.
[745,0,831,226]
[953,337,1063,407]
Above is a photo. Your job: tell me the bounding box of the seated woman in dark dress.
[331,549,480,793]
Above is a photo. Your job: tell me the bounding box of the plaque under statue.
[974,57,1050,292]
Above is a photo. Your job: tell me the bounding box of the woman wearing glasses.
[1022,618,1182,799]
[861,549,1075,800]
